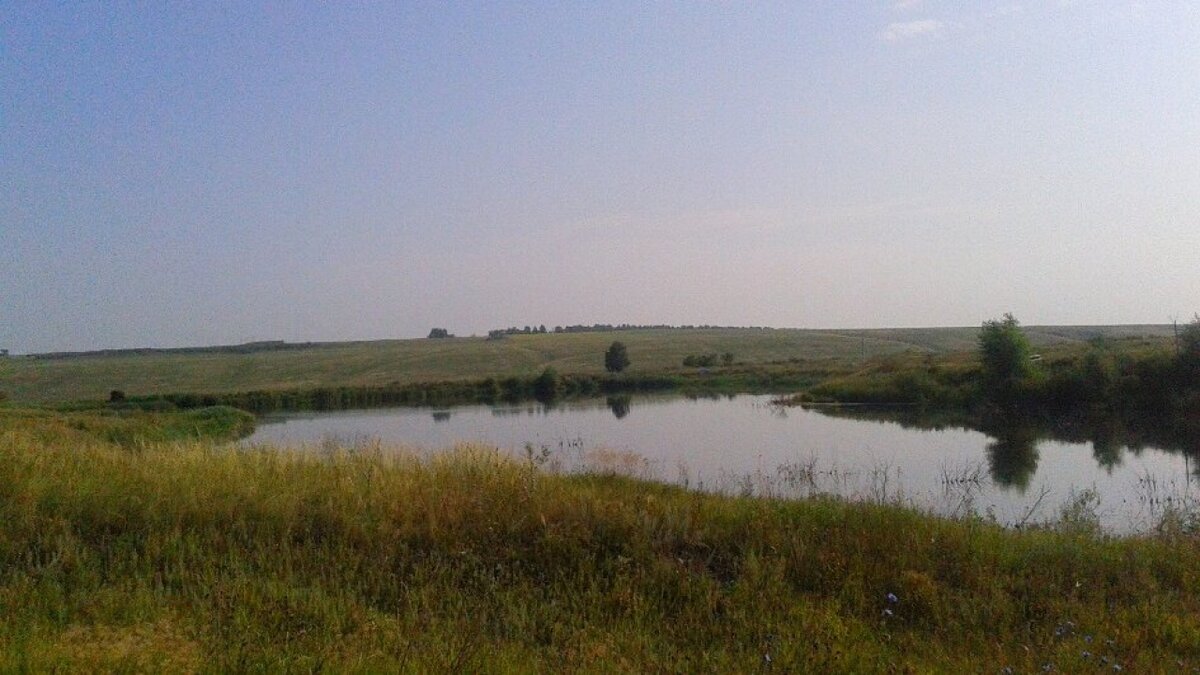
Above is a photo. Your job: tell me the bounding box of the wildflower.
[886,592,899,604]
[882,608,894,617]
[1082,651,1091,659]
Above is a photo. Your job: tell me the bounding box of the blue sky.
[2,2,1198,352]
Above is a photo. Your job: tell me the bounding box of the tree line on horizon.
[485,323,776,339]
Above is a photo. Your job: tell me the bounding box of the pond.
[243,394,1199,534]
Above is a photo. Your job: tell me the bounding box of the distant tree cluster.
[487,325,548,339]
[488,323,775,339]
[682,352,734,368]
[427,328,454,339]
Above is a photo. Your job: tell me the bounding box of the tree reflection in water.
[806,403,1200,490]
[606,395,631,420]
[983,424,1040,492]
[1090,423,1124,473]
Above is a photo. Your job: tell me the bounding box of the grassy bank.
[0,405,255,446]
[1,326,1174,403]
[1,411,1199,671]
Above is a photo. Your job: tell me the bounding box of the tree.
[533,367,560,402]
[604,341,630,373]
[1180,315,1200,377]
[978,313,1034,407]
[427,328,453,339]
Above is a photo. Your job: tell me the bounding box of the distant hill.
[0,325,1176,403]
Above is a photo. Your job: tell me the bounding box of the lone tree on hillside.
[604,341,630,373]
[978,313,1034,407]
[427,328,453,339]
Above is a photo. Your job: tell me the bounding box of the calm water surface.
[244,394,1198,533]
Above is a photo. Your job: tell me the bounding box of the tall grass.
[2,412,1199,670]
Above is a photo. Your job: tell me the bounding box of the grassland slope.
[0,325,1174,403]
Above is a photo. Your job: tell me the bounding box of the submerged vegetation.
[2,410,1200,670]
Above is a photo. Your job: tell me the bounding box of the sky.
[2,1,1199,353]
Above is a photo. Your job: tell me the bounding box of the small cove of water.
[243,394,1199,534]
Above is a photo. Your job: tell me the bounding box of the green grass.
[1,410,1199,671]
[0,326,1176,403]
[0,406,255,446]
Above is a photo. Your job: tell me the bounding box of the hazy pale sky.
[3,2,1199,352]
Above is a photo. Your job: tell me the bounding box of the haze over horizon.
[3,2,1199,353]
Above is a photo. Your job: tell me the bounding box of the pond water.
[244,394,1199,533]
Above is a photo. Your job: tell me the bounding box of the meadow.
[0,325,1174,404]
[2,324,1196,670]
[1,408,1199,671]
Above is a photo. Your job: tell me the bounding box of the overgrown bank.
[1,411,1199,671]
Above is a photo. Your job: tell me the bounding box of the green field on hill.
[0,326,1175,403]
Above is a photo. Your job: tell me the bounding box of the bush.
[978,314,1035,408]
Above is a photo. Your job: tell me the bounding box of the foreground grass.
[2,326,1175,403]
[2,413,1199,671]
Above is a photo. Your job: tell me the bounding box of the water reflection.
[606,395,631,419]
[984,425,1039,492]
[807,404,1200,483]
[1090,424,1124,473]
[246,394,1200,533]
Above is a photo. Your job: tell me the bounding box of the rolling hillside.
[0,325,1176,403]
